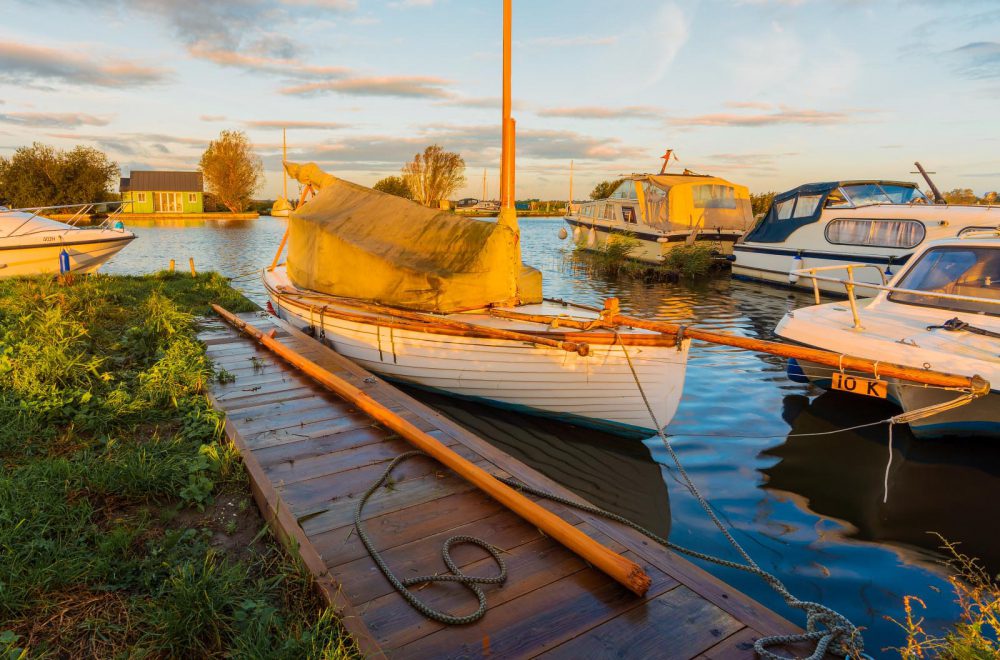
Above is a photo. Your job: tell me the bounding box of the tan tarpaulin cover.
[638,174,752,232]
[284,162,541,313]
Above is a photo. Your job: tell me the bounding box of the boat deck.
[198,311,807,659]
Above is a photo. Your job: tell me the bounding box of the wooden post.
[212,304,651,597]
[169,259,175,273]
[189,258,196,276]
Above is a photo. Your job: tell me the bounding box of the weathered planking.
[199,312,806,659]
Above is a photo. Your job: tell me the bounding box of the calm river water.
[105,215,1000,652]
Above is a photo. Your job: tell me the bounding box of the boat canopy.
[605,174,752,232]
[745,180,930,244]
[283,162,541,313]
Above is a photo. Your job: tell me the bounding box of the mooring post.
[169,259,175,273]
[189,258,196,276]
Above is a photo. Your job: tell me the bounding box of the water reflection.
[765,391,1000,570]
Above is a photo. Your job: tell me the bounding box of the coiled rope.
[354,451,507,625]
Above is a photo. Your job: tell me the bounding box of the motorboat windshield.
[888,245,1000,316]
[836,183,930,208]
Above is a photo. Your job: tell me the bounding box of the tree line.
[0,131,264,213]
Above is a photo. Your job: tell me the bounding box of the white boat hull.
[0,233,135,277]
[264,268,689,437]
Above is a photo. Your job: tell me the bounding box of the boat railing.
[2,201,131,237]
[791,263,1000,329]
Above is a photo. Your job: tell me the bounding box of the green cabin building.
[120,171,204,213]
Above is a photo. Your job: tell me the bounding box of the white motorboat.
[0,203,136,277]
[775,232,999,438]
[565,172,752,264]
[733,179,1000,293]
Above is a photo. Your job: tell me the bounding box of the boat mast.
[569,159,573,211]
[483,168,487,201]
[498,0,516,229]
[282,127,288,200]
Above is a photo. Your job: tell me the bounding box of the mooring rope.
[614,332,866,660]
[354,451,507,625]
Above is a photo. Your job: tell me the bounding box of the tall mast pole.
[282,127,288,200]
[569,159,573,210]
[498,0,516,228]
[483,168,487,201]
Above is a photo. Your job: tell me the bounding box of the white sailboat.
[776,231,999,438]
[262,7,691,438]
[0,203,135,277]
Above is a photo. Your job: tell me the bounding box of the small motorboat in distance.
[733,178,1000,293]
[0,203,136,277]
[775,231,999,438]
[564,165,752,264]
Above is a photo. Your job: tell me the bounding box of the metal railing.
[791,263,1000,329]
[1,201,131,238]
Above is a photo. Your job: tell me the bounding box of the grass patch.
[887,535,999,658]
[0,272,358,658]
[574,234,721,281]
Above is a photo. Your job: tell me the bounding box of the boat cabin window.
[881,185,929,205]
[825,189,851,208]
[889,246,1000,316]
[610,180,637,200]
[841,183,929,207]
[774,198,795,220]
[826,218,926,249]
[622,206,637,224]
[692,184,736,209]
[792,194,823,218]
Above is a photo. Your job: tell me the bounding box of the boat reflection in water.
[402,386,671,539]
[762,391,1000,571]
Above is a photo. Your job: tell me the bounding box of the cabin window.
[792,195,823,218]
[774,198,795,220]
[692,185,736,209]
[880,185,929,205]
[188,193,197,202]
[959,226,997,237]
[611,180,637,199]
[889,246,1000,315]
[622,206,637,223]
[825,218,926,249]
[136,192,147,203]
[825,189,851,208]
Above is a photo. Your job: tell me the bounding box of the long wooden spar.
[599,299,990,394]
[212,304,652,597]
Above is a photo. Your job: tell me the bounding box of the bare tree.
[402,145,466,206]
[199,130,264,213]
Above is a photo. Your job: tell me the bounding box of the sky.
[1,0,999,200]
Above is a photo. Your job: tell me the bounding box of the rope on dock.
[354,451,507,625]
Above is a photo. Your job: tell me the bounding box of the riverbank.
[0,273,356,657]
[48,212,260,224]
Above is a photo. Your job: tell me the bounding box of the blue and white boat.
[733,180,1000,293]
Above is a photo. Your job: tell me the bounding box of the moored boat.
[564,167,752,264]
[775,232,1000,438]
[0,203,135,277]
[733,179,1000,293]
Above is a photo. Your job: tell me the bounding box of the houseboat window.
[775,198,796,220]
[889,247,1000,315]
[959,226,998,237]
[601,204,616,220]
[692,185,736,209]
[825,189,851,208]
[792,194,823,218]
[622,207,637,223]
[826,218,925,249]
[841,184,892,206]
[611,180,637,199]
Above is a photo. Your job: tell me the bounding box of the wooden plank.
[539,585,745,659]
[696,628,761,660]
[242,413,382,451]
[393,552,677,660]
[252,426,393,467]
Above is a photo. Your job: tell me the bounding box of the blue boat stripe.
[734,244,911,266]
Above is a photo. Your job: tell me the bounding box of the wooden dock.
[198,311,805,659]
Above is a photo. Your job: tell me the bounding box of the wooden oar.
[600,298,990,393]
[274,290,592,356]
[212,304,651,597]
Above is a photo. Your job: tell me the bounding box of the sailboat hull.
[264,267,689,438]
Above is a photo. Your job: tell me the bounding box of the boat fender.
[558,227,568,240]
[587,226,597,248]
[788,253,802,284]
[572,226,581,241]
[58,249,71,275]
[884,255,894,278]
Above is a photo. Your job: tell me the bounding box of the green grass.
[0,272,358,658]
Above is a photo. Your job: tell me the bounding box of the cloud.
[244,120,347,130]
[725,101,774,110]
[950,42,1000,79]
[524,35,619,47]
[0,112,111,128]
[535,105,661,120]
[280,75,452,98]
[186,43,350,79]
[280,0,357,8]
[200,115,227,122]
[0,40,168,88]
[668,106,851,127]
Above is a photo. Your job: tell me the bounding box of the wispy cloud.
[0,112,111,128]
[244,120,347,130]
[280,0,357,8]
[523,35,619,48]
[669,106,852,127]
[949,41,1000,79]
[187,43,350,79]
[536,105,661,120]
[280,75,452,98]
[0,40,168,88]
[200,115,227,122]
